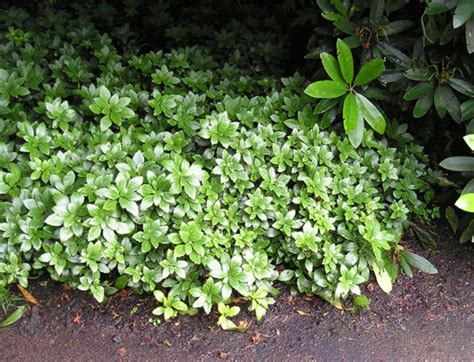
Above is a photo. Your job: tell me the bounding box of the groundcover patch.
[0,1,438,327]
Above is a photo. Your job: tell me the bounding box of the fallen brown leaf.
[250,333,261,344]
[72,313,83,325]
[219,351,230,360]
[17,284,39,305]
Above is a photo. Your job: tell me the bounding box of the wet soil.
[0,223,472,361]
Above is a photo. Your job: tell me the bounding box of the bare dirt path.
[0,224,472,361]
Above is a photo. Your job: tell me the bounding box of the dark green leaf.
[402,251,437,274]
[403,81,434,100]
[453,0,474,29]
[315,98,339,114]
[413,91,434,118]
[399,255,413,278]
[382,20,413,35]
[439,156,474,171]
[0,305,27,328]
[370,0,385,22]
[404,68,434,81]
[434,86,460,121]
[466,18,474,54]
[425,0,457,15]
[445,206,459,233]
[449,78,474,97]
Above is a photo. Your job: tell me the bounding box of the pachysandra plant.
[304,39,386,147]
[0,2,440,328]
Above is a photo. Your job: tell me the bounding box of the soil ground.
[0,223,472,361]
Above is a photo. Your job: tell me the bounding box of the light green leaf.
[304,80,347,99]
[354,59,385,86]
[343,93,359,131]
[320,52,345,84]
[455,193,474,212]
[356,93,386,134]
[336,39,354,84]
[372,262,392,294]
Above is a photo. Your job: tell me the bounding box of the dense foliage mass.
[0,1,441,324]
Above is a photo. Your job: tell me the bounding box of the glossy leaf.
[304,81,347,99]
[354,59,385,86]
[356,93,385,134]
[336,39,354,84]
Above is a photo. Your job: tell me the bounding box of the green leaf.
[353,294,370,308]
[354,59,385,86]
[402,251,437,274]
[464,135,474,151]
[440,156,474,171]
[449,78,474,97]
[403,82,434,100]
[355,93,386,134]
[343,93,359,132]
[0,305,27,327]
[466,18,474,54]
[320,52,345,84]
[336,39,354,84]
[304,81,347,99]
[435,86,461,121]
[455,193,474,212]
[413,91,434,118]
[399,255,413,278]
[347,111,364,148]
[453,0,474,29]
[445,206,459,232]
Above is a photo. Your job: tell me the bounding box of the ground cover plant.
[0,0,443,327]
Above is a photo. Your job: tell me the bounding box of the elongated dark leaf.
[356,93,386,134]
[453,0,474,29]
[0,305,27,328]
[466,18,474,54]
[404,68,434,81]
[320,52,345,84]
[403,81,433,100]
[304,81,347,99]
[354,59,385,86]
[449,78,474,97]
[425,0,456,15]
[402,251,437,274]
[462,99,474,120]
[315,98,339,114]
[440,156,474,171]
[434,86,449,119]
[370,0,385,22]
[378,42,410,68]
[399,255,413,278]
[382,20,413,35]
[336,39,354,84]
[445,206,459,233]
[413,90,434,118]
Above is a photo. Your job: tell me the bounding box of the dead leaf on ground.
[72,313,83,325]
[17,284,39,305]
[250,333,261,344]
[219,351,230,360]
